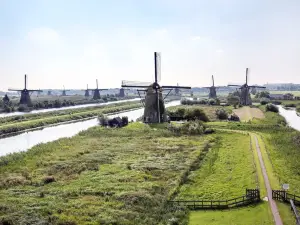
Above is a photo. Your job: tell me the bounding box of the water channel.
[0,98,140,118]
[278,105,300,131]
[0,101,181,156]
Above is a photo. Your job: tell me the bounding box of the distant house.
[269,93,294,100]
[269,94,284,100]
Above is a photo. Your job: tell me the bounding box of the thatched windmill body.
[228,68,266,105]
[8,74,42,106]
[121,52,191,123]
[119,88,130,98]
[203,75,224,99]
[84,84,90,97]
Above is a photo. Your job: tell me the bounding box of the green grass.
[177,131,257,200]
[269,91,300,96]
[0,123,213,224]
[189,203,273,225]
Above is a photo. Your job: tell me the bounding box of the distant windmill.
[84,84,90,97]
[61,85,70,96]
[228,68,266,105]
[203,75,224,99]
[119,88,130,98]
[90,79,108,100]
[8,74,42,106]
[121,52,191,123]
[47,90,52,96]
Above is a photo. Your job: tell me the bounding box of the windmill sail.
[155,52,161,83]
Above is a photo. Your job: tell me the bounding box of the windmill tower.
[119,88,130,98]
[228,68,266,105]
[8,74,42,106]
[61,85,70,96]
[47,90,52,96]
[203,75,225,99]
[121,52,191,123]
[90,79,108,100]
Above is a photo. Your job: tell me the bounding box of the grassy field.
[189,204,273,225]
[269,90,300,96]
[177,132,257,199]
[0,123,214,224]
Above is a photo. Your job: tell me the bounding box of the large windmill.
[90,79,108,100]
[121,52,191,123]
[228,68,266,105]
[8,74,42,106]
[203,75,224,99]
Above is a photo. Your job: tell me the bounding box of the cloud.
[26,28,60,42]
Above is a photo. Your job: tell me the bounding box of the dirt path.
[253,135,283,225]
[233,106,265,121]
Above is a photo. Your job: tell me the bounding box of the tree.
[255,91,270,99]
[227,94,240,106]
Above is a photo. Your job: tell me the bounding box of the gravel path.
[254,135,283,225]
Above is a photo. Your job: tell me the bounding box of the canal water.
[278,106,300,131]
[0,98,140,118]
[0,101,180,156]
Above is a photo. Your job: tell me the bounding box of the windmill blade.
[161,85,191,89]
[154,52,161,83]
[228,84,242,87]
[8,89,22,92]
[249,85,266,88]
[246,68,249,85]
[122,80,152,88]
[212,75,214,87]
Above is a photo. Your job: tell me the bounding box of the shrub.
[266,104,279,113]
[260,98,270,105]
[227,95,240,106]
[216,108,228,120]
[18,105,28,112]
[98,115,109,126]
[184,108,209,122]
[121,116,129,126]
[208,99,216,105]
[284,103,296,107]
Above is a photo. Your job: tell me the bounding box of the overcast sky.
[0,0,300,90]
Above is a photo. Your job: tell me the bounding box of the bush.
[216,108,228,120]
[184,108,209,122]
[227,95,240,106]
[208,99,216,105]
[98,115,109,126]
[260,98,270,105]
[168,120,207,135]
[266,104,279,113]
[18,105,28,112]
[284,103,296,108]
[121,116,129,126]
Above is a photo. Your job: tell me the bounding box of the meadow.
[0,123,213,225]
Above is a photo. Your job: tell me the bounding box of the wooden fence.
[168,189,260,210]
[272,190,300,224]
[272,190,300,206]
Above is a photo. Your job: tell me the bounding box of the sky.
[0,0,300,90]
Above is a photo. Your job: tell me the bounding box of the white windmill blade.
[155,52,161,83]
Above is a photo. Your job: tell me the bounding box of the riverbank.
[0,102,142,137]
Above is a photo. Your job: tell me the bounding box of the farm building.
[269,93,294,100]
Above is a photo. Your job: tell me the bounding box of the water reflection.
[278,106,300,131]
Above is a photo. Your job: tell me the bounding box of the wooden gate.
[272,190,286,201]
[246,189,260,200]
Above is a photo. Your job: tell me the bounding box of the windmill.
[119,88,130,98]
[90,79,108,100]
[84,84,90,97]
[47,90,52,96]
[8,74,42,106]
[121,52,191,123]
[228,68,266,105]
[61,85,70,96]
[203,75,225,99]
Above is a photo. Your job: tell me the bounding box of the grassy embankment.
[179,131,273,225]
[207,105,300,224]
[0,123,214,224]
[0,101,142,136]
